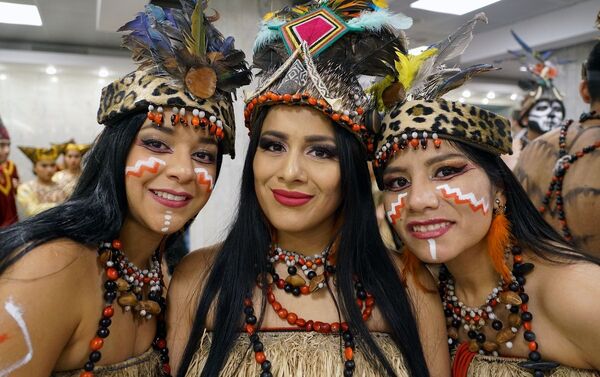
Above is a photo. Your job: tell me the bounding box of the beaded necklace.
[440,245,558,376]
[242,246,375,377]
[81,240,171,377]
[539,116,600,241]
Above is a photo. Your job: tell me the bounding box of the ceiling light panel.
[0,2,42,26]
[410,0,501,16]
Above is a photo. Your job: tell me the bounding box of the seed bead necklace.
[440,245,558,377]
[242,246,375,377]
[540,113,600,241]
[79,240,172,377]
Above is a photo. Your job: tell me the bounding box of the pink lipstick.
[406,218,454,239]
[149,188,193,209]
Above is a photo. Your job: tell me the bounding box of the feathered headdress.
[245,0,412,151]
[369,12,512,183]
[508,30,564,128]
[53,139,92,156]
[18,145,61,164]
[97,0,252,158]
[369,12,496,111]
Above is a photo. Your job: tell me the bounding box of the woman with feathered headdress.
[0,1,250,376]
[167,1,449,376]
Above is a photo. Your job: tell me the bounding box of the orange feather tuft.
[486,213,512,283]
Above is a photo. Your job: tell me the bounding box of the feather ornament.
[347,9,413,31]
[119,0,251,98]
[433,63,498,97]
[394,48,438,91]
[253,18,286,53]
[433,12,487,64]
[367,74,394,111]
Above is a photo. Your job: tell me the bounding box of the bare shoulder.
[168,243,221,317]
[538,260,600,316]
[171,243,221,283]
[0,238,92,375]
[536,259,600,367]
[3,238,95,281]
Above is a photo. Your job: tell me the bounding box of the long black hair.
[177,108,431,377]
[456,142,600,266]
[0,112,223,275]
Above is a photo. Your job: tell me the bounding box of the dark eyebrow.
[140,123,174,135]
[383,153,467,175]
[260,130,287,140]
[305,135,336,143]
[198,136,217,145]
[424,153,466,167]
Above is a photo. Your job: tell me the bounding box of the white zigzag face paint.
[125,157,166,178]
[194,167,214,192]
[436,184,490,215]
[386,192,408,224]
[0,298,33,376]
[161,210,173,233]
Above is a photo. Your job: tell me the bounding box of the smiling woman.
[0,1,250,376]
[370,14,600,377]
[167,1,450,376]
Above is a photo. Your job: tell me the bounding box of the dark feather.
[434,64,498,97]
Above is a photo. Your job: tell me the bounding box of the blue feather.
[347,9,412,31]
[510,30,533,55]
[253,18,285,53]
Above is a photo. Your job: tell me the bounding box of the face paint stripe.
[386,193,408,224]
[125,157,166,178]
[427,239,437,260]
[0,333,7,344]
[436,184,489,215]
[0,298,33,376]
[194,168,214,192]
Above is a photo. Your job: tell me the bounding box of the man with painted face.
[16,145,67,217]
[515,79,566,149]
[515,39,600,257]
[0,116,19,226]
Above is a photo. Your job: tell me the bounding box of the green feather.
[190,0,205,56]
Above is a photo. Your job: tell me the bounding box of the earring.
[486,198,512,283]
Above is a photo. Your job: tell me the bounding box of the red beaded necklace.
[80,240,171,377]
[241,246,376,377]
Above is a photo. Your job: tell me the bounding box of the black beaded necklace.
[82,240,172,377]
[539,116,600,241]
[440,245,558,377]
[242,246,372,377]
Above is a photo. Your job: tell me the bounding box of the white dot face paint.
[125,157,166,178]
[194,167,214,192]
[436,184,490,215]
[0,298,33,376]
[386,192,408,224]
[427,239,437,260]
[161,210,173,233]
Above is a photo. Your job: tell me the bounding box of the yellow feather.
[395,48,438,90]
[373,0,389,9]
[367,74,395,111]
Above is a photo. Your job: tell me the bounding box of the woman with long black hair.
[371,15,600,377]
[167,2,450,376]
[0,1,250,376]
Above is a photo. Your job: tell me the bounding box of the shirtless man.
[515,41,600,257]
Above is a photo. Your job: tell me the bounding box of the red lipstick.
[272,189,314,207]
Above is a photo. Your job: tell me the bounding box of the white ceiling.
[0,0,597,99]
